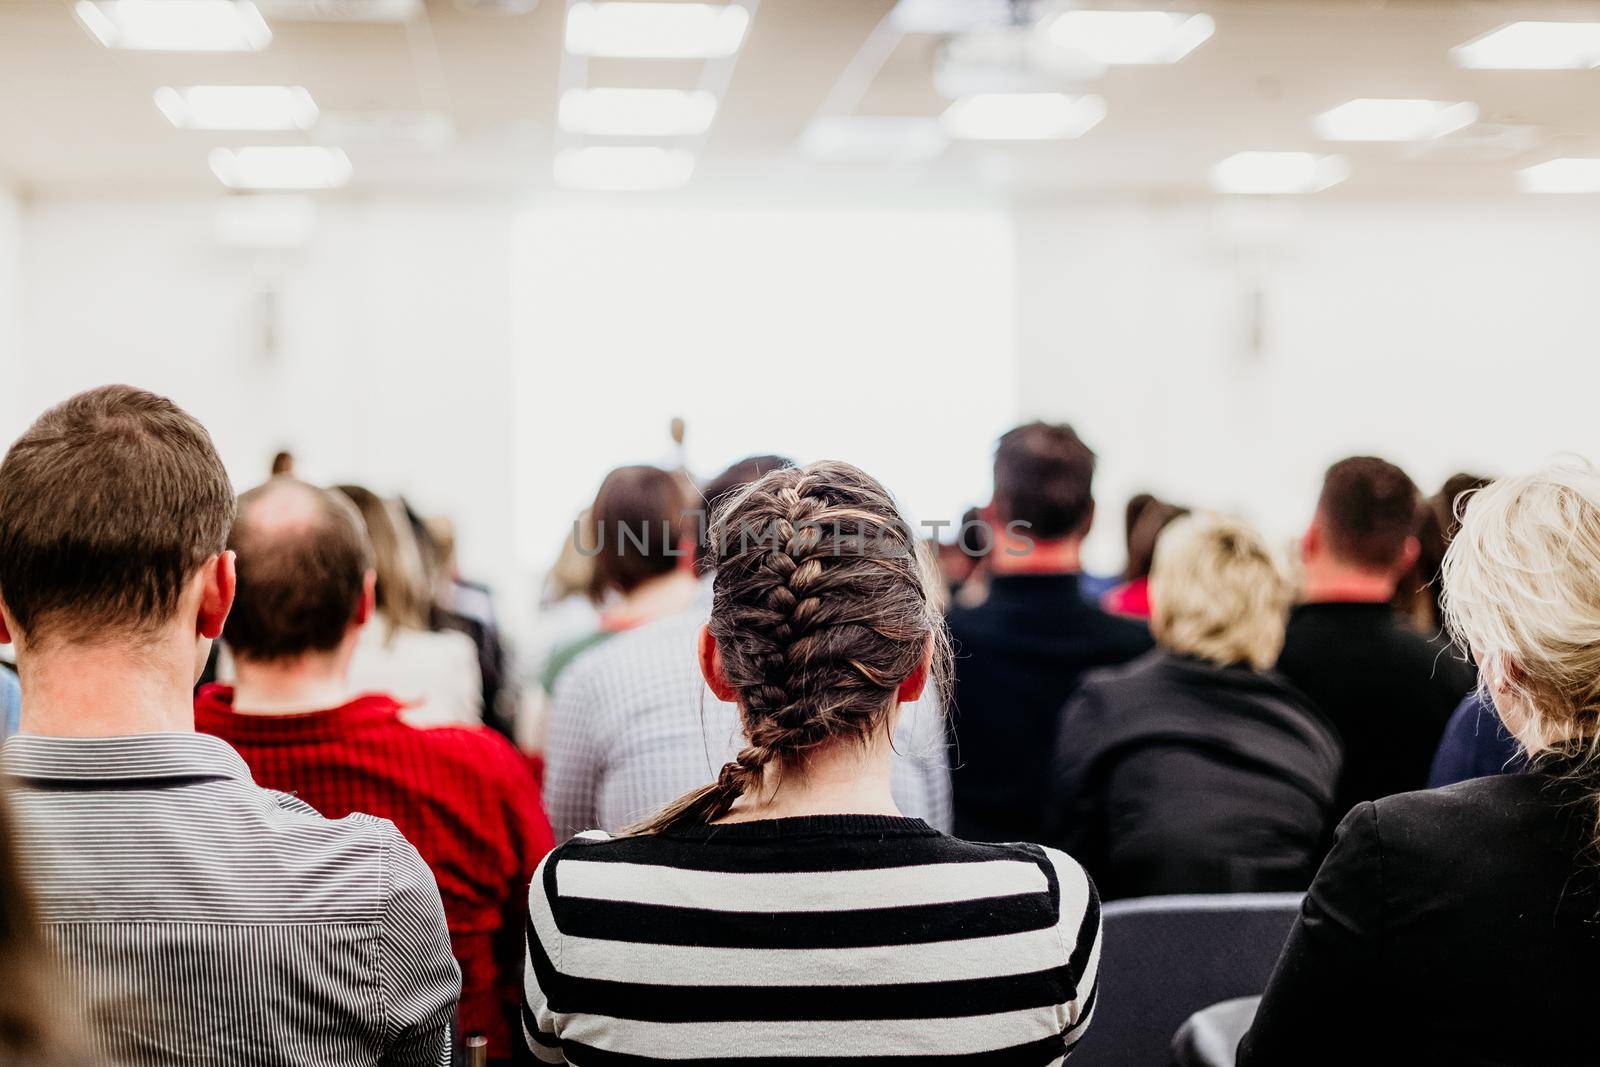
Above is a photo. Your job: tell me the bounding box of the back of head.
[1124,498,1190,582]
[993,421,1096,539]
[1316,455,1420,571]
[1443,465,1600,756]
[1151,513,1290,671]
[334,485,430,632]
[635,460,946,832]
[588,465,689,602]
[225,480,373,663]
[694,454,793,570]
[0,385,233,649]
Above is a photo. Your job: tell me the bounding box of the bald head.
[224,479,374,663]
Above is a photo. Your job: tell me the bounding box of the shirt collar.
[1,731,254,784]
[195,684,406,744]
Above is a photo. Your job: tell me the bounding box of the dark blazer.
[947,573,1153,843]
[1240,768,1600,1066]
[1050,650,1342,900]
[1277,601,1475,813]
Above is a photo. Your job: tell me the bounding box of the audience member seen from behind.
[525,462,1099,1063]
[413,511,516,740]
[1100,497,1189,619]
[0,386,459,1066]
[1051,514,1340,900]
[946,421,1152,842]
[538,465,699,694]
[541,455,952,840]
[520,511,601,752]
[338,484,483,726]
[1242,462,1600,1066]
[1275,456,1474,814]
[0,777,89,1067]
[197,478,553,1064]
[1395,472,1493,637]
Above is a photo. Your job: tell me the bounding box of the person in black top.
[1241,463,1600,1066]
[1276,456,1474,814]
[1052,514,1340,900]
[947,422,1152,843]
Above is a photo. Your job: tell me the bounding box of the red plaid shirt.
[196,685,554,1061]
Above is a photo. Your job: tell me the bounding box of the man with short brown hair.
[946,421,1152,843]
[0,385,460,1067]
[1278,455,1475,812]
[199,476,553,1063]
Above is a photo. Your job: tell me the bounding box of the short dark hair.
[694,455,793,569]
[589,465,689,602]
[0,385,234,645]
[1318,456,1420,570]
[224,480,373,662]
[993,421,1097,539]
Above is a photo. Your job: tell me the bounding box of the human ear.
[197,551,236,640]
[698,625,739,703]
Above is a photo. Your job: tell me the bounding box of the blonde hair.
[1442,463,1600,756]
[1149,513,1291,672]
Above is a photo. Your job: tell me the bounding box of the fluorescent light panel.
[942,92,1106,140]
[1518,158,1600,193]
[156,86,318,130]
[553,146,695,191]
[1314,98,1478,142]
[558,88,717,137]
[801,116,947,163]
[1041,10,1214,65]
[1211,151,1349,195]
[1452,21,1600,69]
[564,2,749,58]
[75,0,271,51]
[209,146,352,190]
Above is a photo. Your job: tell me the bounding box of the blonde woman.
[1241,464,1600,1065]
[337,484,483,726]
[1050,513,1341,900]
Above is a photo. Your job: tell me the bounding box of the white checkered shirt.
[541,607,954,841]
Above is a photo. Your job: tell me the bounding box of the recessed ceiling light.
[1314,99,1479,142]
[564,2,749,59]
[209,146,352,190]
[553,146,695,191]
[75,0,271,51]
[1518,158,1600,193]
[1451,21,1600,69]
[558,88,718,138]
[941,93,1106,140]
[1040,10,1214,65]
[1211,151,1349,195]
[155,86,318,131]
[801,117,948,164]
[888,0,1012,35]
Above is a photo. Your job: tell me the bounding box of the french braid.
[633,461,948,832]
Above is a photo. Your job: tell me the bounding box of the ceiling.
[3,0,1600,199]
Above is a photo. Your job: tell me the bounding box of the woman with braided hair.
[523,461,1102,1065]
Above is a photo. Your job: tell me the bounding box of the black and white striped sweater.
[523,814,1100,1065]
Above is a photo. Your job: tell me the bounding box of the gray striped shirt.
[2,732,461,1067]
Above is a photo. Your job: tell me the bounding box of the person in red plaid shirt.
[197,477,554,1064]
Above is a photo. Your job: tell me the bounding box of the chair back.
[1067,893,1300,1067]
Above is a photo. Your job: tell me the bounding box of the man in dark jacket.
[947,422,1152,843]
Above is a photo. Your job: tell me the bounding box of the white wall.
[0,184,19,438]
[13,197,518,598]
[512,201,1018,571]
[1014,198,1600,572]
[19,192,1600,607]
